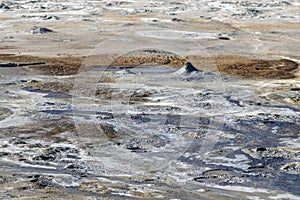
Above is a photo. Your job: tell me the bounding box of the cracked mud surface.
[0,0,300,199]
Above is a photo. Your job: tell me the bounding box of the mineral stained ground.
[0,0,299,199]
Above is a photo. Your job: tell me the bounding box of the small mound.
[175,62,199,74]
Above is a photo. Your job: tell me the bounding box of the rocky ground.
[0,0,299,199]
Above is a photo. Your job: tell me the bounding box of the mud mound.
[175,62,199,74]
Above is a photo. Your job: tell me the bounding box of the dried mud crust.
[0,54,298,79]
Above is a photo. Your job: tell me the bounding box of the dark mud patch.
[0,116,76,141]
[99,124,118,139]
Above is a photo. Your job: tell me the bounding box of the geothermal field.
[0,0,299,199]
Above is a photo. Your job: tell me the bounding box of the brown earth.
[26,81,75,93]
[0,54,83,76]
[0,53,298,79]
[216,57,299,79]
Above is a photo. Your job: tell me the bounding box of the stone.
[29,26,54,34]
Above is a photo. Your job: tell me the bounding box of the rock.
[218,37,230,40]
[63,163,76,169]
[29,26,54,34]
[34,154,56,161]
[125,144,146,153]
[41,15,60,20]
[171,18,184,22]
[96,112,113,120]
[0,3,10,9]
[281,162,300,174]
